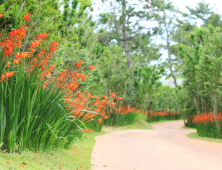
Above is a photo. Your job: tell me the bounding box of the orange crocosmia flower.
[30,40,41,49]
[4,47,13,56]
[4,71,14,78]
[76,60,83,67]
[103,96,108,100]
[0,13,3,18]
[35,153,37,157]
[109,93,115,97]
[88,128,93,132]
[48,64,56,70]
[37,33,48,40]
[15,53,22,59]
[89,65,96,70]
[6,61,10,68]
[13,59,19,64]
[23,13,30,22]
[1,75,5,81]
[104,116,109,120]
[116,97,123,101]
[49,42,57,53]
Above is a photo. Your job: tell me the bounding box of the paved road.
[91,120,222,170]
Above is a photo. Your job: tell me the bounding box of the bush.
[193,113,222,138]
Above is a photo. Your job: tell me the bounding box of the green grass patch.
[187,132,222,143]
[150,119,182,125]
[121,119,154,130]
[182,126,196,129]
[0,134,97,170]
[0,119,153,169]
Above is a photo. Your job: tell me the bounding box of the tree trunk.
[122,0,133,105]
[164,19,177,88]
[204,97,208,113]
[214,94,221,138]
[58,29,61,38]
[65,0,69,35]
[145,95,151,112]
[194,96,201,115]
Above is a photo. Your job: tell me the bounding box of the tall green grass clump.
[0,68,83,152]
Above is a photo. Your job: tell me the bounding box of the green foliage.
[104,112,137,126]
[196,121,222,138]
[134,65,164,110]
[0,67,83,152]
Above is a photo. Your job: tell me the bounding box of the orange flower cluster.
[0,25,27,56]
[30,40,41,52]
[103,96,108,100]
[37,33,48,40]
[114,105,138,115]
[1,71,15,81]
[172,112,180,116]
[109,93,115,97]
[149,111,181,119]
[89,65,96,70]
[49,42,57,53]
[193,113,222,124]
[23,13,30,22]
[116,97,123,101]
[76,60,83,67]
[83,128,93,133]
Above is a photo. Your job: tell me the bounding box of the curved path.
[91,120,222,170]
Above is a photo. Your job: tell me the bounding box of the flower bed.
[193,113,222,138]
[148,111,181,122]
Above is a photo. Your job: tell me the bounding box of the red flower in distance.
[109,93,115,98]
[23,13,30,22]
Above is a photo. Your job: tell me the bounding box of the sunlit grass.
[0,138,94,169]
[121,119,154,130]
[186,132,222,144]
[149,119,182,125]
[182,126,196,129]
[0,119,153,169]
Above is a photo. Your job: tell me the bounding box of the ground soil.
[91,120,222,170]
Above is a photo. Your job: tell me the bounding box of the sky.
[92,0,222,15]
[172,0,222,14]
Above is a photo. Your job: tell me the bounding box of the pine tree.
[98,0,162,105]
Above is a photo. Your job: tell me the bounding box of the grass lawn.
[0,119,152,170]
[120,119,154,130]
[182,126,196,129]
[0,137,94,170]
[149,119,182,125]
[186,132,222,144]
